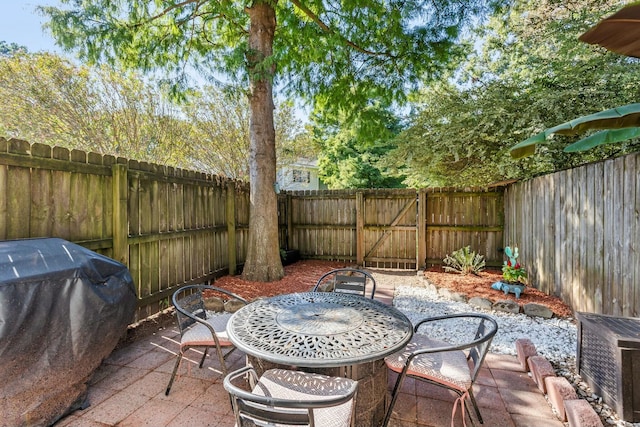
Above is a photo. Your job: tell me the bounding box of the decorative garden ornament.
[491,245,528,299]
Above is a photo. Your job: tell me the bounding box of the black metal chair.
[312,268,376,299]
[224,366,358,427]
[383,313,498,427]
[165,284,247,395]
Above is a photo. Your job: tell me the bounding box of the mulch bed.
[423,266,573,318]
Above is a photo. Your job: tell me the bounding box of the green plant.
[443,246,485,276]
[501,246,528,284]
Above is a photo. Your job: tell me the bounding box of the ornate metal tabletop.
[227,292,413,367]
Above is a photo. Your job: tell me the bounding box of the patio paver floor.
[52,279,564,427]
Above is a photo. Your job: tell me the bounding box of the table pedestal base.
[247,355,388,427]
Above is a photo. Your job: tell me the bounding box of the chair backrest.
[313,268,376,299]
[466,315,498,382]
[233,399,312,426]
[172,284,247,335]
[172,287,207,334]
[225,367,357,427]
[412,313,498,383]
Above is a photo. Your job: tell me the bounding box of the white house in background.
[276,158,327,191]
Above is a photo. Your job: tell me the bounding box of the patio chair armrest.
[225,365,259,387]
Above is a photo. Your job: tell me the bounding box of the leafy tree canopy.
[0,52,306,178]
[313,103,405,188]
[183,86,313,180]
[42,0,497,112]
[0,51,190,164]
[385,0,640,187]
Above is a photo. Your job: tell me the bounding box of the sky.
[0,1,64,54]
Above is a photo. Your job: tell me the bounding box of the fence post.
[286,194,293,250]
[112,163,129,265]
[227,181,237,275]
[356,191,364,266]
[417,189,427,270]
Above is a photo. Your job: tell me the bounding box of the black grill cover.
[0,238,136,427]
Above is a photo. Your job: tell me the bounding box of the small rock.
[422,281,438,294]
[492,299,520,314]
[438,287,468,302]
[224,298,246,313]
[523,302,554,319]
[204,296,224,312]
[468,296,493,310]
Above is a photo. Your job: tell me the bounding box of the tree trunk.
[241,0,284,282]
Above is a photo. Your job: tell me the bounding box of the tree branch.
[145,0,203,23]
[289,0,394,58]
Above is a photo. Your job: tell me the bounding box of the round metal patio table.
[227,292,413,427]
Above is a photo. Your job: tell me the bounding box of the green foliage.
[41,0,499,116]
[384,0,640,187]
[502,264,528,284]
[181,87,309,180]
[313,104,406,189]
[0,41,27,57]
[0,52,189,164]
[0,52,308,177]
[443,246,485,276]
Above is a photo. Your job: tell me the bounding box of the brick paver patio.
[52,279,564,427]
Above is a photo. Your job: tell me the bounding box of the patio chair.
[383,313,498,427]
[165,284,247,396]
[312,268,376,299]
[224,366,358,427]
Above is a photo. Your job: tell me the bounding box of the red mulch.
[213,260,349,301]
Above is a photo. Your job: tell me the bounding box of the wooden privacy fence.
[0,138,506,320]
[279,188,505,269]
[2,137,638,319]
[0,138,249,321]
[504,151,640,317]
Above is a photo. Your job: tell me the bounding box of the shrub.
[443,246,485,276]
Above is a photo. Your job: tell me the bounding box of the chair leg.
[216,345,236,376]
[382,370,407,427]
[450,389,477,427]
[468,388,482,424]
[165,352,184,396]
[199,347,209,368]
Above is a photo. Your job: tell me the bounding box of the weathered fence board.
[0,138,249,322]
[505,151,640,316]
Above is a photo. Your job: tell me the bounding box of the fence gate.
[358,190,419,269]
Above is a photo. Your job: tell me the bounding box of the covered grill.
[0,238,136,427]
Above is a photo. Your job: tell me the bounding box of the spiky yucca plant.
[443,246,485,276]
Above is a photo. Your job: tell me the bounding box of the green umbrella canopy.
[510,103,640,159]
[564,127,640,153]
